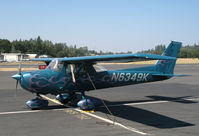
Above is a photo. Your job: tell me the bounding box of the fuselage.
[12,41,182,96]
[18,67,169,95]
[11,41,182,110]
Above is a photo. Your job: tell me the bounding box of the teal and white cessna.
[12,41,186,110]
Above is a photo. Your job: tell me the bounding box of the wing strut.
[85,66,117,125]
[70,64,76,83]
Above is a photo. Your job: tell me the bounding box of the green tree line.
[1,37,199,58]
[0,36,119,57]
[139,44,199,58]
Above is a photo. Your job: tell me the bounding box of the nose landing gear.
[26,95,48,110]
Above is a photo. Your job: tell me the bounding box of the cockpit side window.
[64,64,84,74]
[64,63,99,78]
[65,64,71,75]
[64,63,87,77]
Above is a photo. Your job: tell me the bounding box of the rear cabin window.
[93,63,107,72]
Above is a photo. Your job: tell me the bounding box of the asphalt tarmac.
[0,64,199,136]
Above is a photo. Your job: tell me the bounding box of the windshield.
[46,59,63,72]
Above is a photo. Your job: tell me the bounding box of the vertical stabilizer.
[155,41,182,74]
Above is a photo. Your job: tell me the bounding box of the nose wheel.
[26,95,48,110]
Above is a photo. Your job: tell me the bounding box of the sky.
[0,0,199,53]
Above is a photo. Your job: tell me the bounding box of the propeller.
[16,54,22,90]
[12,54,23,97]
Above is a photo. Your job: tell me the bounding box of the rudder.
[155,41,182,74]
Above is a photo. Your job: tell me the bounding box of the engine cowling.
[26,98,48,109]
[77,99,95,110]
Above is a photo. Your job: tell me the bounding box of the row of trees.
[139,44,199,58]
[0,36,117,57]
[0,37,199,58]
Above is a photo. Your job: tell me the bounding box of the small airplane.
[12,41,186,110]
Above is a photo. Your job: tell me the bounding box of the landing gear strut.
[56,92,77,104]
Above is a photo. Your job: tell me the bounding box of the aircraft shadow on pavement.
[86,96,194,129]
[96,105,194,129]
[39,94,194,128]
[146,95,197,104]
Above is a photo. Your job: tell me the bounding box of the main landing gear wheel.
[77,92,95,111]
[26,95,48,110]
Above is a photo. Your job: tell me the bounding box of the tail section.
[155,41,182,74]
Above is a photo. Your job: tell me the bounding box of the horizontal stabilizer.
[152,73,191,77]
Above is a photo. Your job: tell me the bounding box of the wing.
[31,53,176,63]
